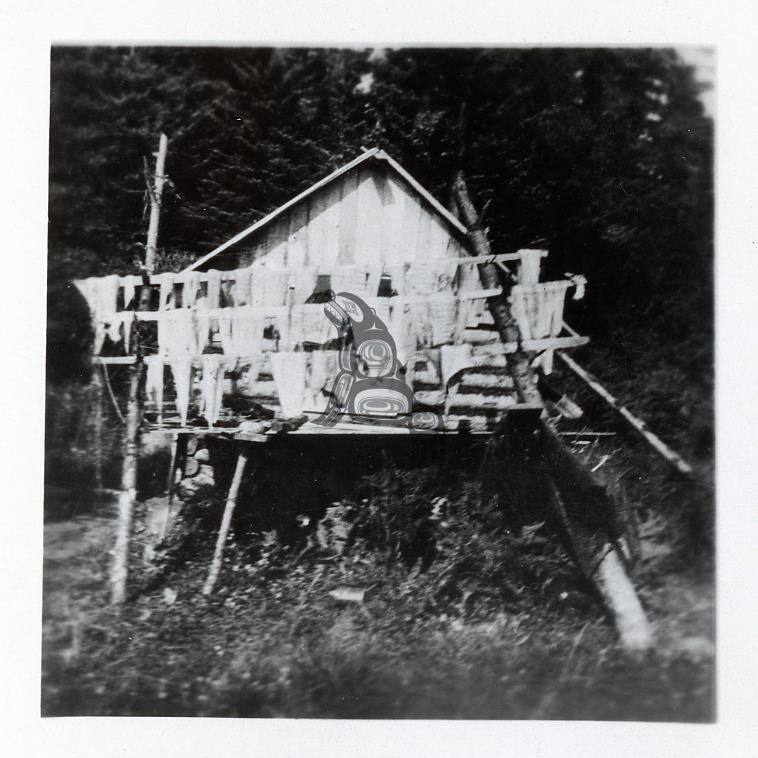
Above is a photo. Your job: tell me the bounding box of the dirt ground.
[41,482,715,720]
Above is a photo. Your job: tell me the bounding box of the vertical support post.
[110,338,142,606]
[159,432,188,542]
[110,133,168,606]
[203,446,249,596]
[144,133,168,275]
[92,363,104,494]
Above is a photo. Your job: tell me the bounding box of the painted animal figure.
[316,291,440,431]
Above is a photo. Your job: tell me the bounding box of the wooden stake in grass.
[159,433,188,542]
[203,447,249,596]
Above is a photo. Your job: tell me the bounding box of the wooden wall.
[198,163,468,272]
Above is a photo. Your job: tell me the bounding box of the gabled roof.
[182,148,468,272]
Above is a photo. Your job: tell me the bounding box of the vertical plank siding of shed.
[240,225,270,269]
[266,216,289,268]
[450,236,468,261]
[399,191,424,264]
[378,168,406,267]
[337,169,360,265]
[286,202,309,269]
[354,166,385,273]
[413,201,439,261]
[227,163,465,276]
[426,212,457,260]
[305,182,334,271]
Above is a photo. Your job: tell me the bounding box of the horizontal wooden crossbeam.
[473,335,590,355]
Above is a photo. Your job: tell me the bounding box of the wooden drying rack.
[87,248,590,598]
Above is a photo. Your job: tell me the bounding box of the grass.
[41,444,715,720]
[41,328,715,720]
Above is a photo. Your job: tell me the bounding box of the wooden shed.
[75,148,587,436]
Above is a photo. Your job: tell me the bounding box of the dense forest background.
[47,46,713,458]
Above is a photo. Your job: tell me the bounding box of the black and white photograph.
[38,42,720,722]
[3,0,758,751]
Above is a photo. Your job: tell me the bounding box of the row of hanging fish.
[137,280,580,429]
[142,343,502,428]
[74,257,477,316]
[72,250,568,325]
[77,284,574,364]
[74,270,582,362]
[74,253,585,426]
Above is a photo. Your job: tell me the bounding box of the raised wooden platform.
[148,404,544,441]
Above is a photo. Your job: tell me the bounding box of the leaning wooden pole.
[451,175,539,405]
[452,173,653,652]
[203,447,249,596]
[557,349,692,476]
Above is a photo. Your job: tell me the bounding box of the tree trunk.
[451,173,540,405]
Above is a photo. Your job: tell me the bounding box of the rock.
[315,503,352,555]
[196,464,216,486]
[238,420,268,435]
[177,465,216,499]
[141,430,171,456]
[183,457,200,477]
[177,479,200,499]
